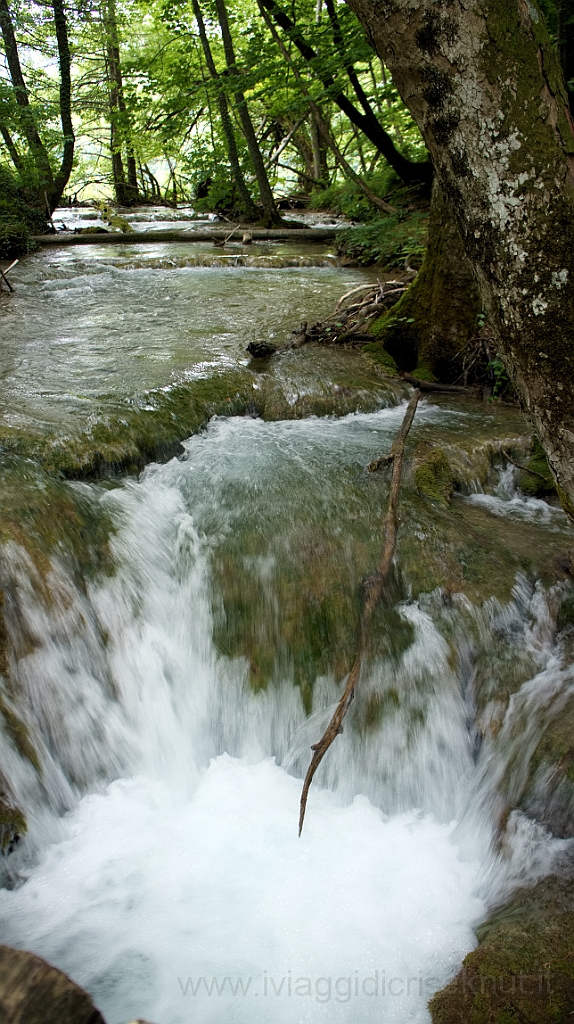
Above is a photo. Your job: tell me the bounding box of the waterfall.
[0,406,570,1024]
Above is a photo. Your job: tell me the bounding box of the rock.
[413,442,454,505]
[0,944,106,1023]
[246,341,278,359]
[242,231,253,244]
[429,872,574,1023]
[0,793,26,854]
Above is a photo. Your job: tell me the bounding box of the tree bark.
[346,0,574,518]
[557,0,574,118]
[50,0,75,211]
[0,124,23,172]
[102,0,130,205]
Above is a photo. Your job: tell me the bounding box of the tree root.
[298,388,421,835]
[292,279,408,347]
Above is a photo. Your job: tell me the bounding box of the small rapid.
[0,404,572,1023]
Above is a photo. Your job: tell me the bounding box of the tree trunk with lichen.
[375,180,481,382]
[346,0,574,517]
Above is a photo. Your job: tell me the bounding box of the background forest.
[1,0,567,252]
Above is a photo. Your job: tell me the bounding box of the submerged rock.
[0,944,106,1023]
[429,872,574,1023]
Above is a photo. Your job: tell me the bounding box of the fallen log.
[31,227,342,246]
[400,373,481,396]
[298,389,421,835]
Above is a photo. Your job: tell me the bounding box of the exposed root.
[291,279,408,348]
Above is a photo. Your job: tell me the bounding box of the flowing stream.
[1,223,573,1024]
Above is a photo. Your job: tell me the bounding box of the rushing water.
[0,237,372,435]
[1,234,573,1024]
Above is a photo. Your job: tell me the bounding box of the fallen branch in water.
[298,389,421,835]
[290,279,408,347]
[0,259,18,293]
[501,448,549,482]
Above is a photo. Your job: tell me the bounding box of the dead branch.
[293,281,407,347]
[501,448,549,482]
[0,258,18,293]
[298,389,421,835]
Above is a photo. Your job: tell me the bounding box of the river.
[0,212,573,1024]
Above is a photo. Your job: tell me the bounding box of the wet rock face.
[0,945,106,1024]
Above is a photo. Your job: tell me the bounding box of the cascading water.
[1,402,572,1024]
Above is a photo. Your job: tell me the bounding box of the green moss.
[557,484,574,525]
[367,185,481,382]
[518,438,556,497]
[430,875,574,1024]
[0,798,27,853]
[0,370,257,478]
[411,363,437,382]
[362,343,398,374]
[414,444,454,504]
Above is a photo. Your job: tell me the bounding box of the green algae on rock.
[429,873,574,1024]
[413,443,454,505]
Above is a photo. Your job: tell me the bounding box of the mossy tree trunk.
[346,0,574,517]
[376,180,481,382]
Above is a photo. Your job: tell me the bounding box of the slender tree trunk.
[258,0,432,187]
[0,0,53,195]
[192,0,258,220]
[347,0,574,517]
[214,0,281,225]
[310,114,329,184]
[102,0,128,205]
[49,0,75,210]
[0,125,23,172]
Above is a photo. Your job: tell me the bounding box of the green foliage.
[336,211,428,266]
[486,354,513,401]
[310,166,402,218]
[193,174,243,217]
[0,165,44,255]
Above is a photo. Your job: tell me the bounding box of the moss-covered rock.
[0,796,26,854]
[520,690,574,839]
[518,438,556,498]
[413,442,454,504]
[429,874,574,1023]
